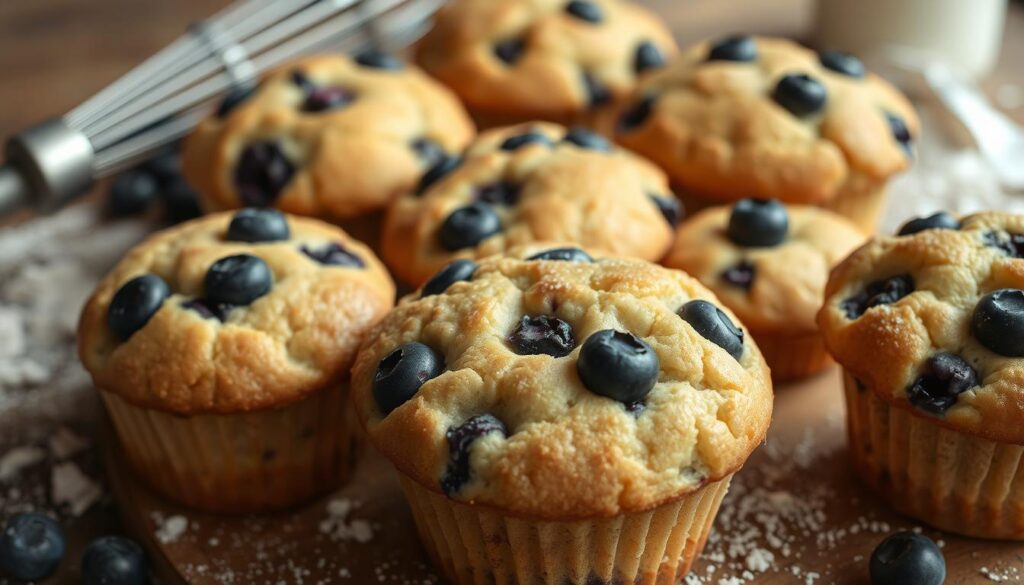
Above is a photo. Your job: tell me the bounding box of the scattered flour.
[51,461,102,516]
[318,498,374,543]
[155,514,190,544]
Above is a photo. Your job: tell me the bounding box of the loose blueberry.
[422,259,478,297]
[565,0,603,23]
[142,149,182,185]
[107,275,171,341]
[300,242,365,267]
[204,254,272,306]
[984,230,1024,258]
[373,342,445,415]
[886,112,913,156]
[721,260,756,290]
[354,49,403,70]
[500,131,553,151]
[411,137,446,168]
[234,141,296,207]
[226,208,290,243]
[438,203,502,251]
[81,536,147,585]
[0,513,65,581]
[440,414,507,495]
[108,170,160,216]
[678,300,745,359]
[303,86,356,112]
[582,72,612,107]
[728,198,789,247]
[181,298,234,322]
[563,127,612,152]
[508,315,575,357]
[972,289,1024,357]
[216,84,256,118]
[417,155,461,195]
[577,330,659,403]
[474,181,520,206]
[772,73,828,117]
[841,274,914,319]
[650,193,682,226]
[707,35,757,62]
[897,212,959,236]
[161,177,203,223]
[494,39,526,65]
[634,41,666,73]
[869,532,945,585]
[819,50,865,78]
[527,247,594,262]
[618,94,656,132]
[907,353,979,415]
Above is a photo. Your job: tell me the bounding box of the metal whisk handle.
[0,119,94,214]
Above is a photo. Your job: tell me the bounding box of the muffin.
[351,245,773,584]
[382,122,680,286]
[416,0,677,128]
[819,211,1024,539]
[78,210,395,513]
[182,52,475,223]
[608,35,919,231]
[664,199,865,381]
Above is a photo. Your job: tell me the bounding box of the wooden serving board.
[103,367,1024,584]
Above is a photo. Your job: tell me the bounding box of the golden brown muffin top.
[352,245,773,519]
[78,211,395,415]
[819,211,1024,444]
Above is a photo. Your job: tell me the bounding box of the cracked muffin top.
[819,211,1024,443]
[608,36,919,205]
[182,52,475,219]
[78,210,395,415]
[382,122,680,286]
[351,245,773,518]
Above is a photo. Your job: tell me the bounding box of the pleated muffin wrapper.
[753,329,833,383]
[843,371,1024,540]
[398,471,732,585]
[101,383,359,514]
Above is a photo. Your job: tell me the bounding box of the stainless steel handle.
[1,118,95,216]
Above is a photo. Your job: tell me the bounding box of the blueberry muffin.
[351,245,773,584]
[382,122,680,286]
[819,211,1024,539]
[664,199,865,381]
[78,210,395,513]
[182,52,475,222]
[416,0,677,128]
[608,36,919,231]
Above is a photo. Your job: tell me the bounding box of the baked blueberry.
[772,74,828,117]
[354,49,403,70]
[618,94,656,131]
[300,242,365,267]
[0,513,65,581]
[984,230,1024,258]
[181,298,234,322]
[972,289,1024,357]
[527,247,594,262]
[440,414,507,495]
[577,330,659,403]
[494,38,526,65]
[721,260,756,290]
[373,342,445,414]
[107,274,171,341]
[81,536,147,585]
[411,137,446,168]
[907,353,979,415]
[634,41,666,73]
[886,112,913,156]
[897,212,959,236]
[678,300,744,359]
[819,50,865,78]
[707,35,757,62]
[216,84,255,118]
[422,259,478,297]
[565,0,603,23]
[108,170,160,217]
[234,141,296,207]
[204,254,272,306]
[582,73,612,107]
[303,86,356,112]
[290,70,317,92]
[500,131,553,151]
[508,315,575,357]
[475,181,520,206]
[226,208,290,243]
[650,193,682,226]
[841,274,914,319]
[728,198,789,247]
[563,128,612,152]
[417,155,461,195]
[438,202,502,251]
[161,177,203,224]
[869,532,945,585]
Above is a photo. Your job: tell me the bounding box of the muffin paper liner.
[397,472,731,585]
[843,371,1024,539]
[101,384,359,514]
[754,329,832,383]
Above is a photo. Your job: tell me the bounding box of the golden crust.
[182,54,475,219]
[78,213,395,415]
[382,122,677,286]
[608,37,919,206]
[665,204,865,334]
[352,246,773,518]
[819,212,1024,444]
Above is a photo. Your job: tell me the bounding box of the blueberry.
[721,260,756,290]
[81,536,147,585]
[0,513,65,581]
[108,170,160,216]
[500,131,553,151]
[508,315,575,357]
[634,41,666,73]
[494,39,526,65]
[984,231,1024,258]
[181,298,234,322]
[354,49,403,70]
[226,208,290,243]
[204,254,272,306]
[772,74,828,117]
[819,50,865,78]
[678,300,744,359]
[897,211,959,236]
[618,94,656,132]
[234,141,296,207]
[841,274,914,319]
[577,330,659,403]
[440,414,507,495]
[563,128,612,152]
[216,84,256,118]
[161,177,203,223]
[707,35,757,62]
[438,203,502,251]
[972,289,1024,357]
[303,86,356,112]
[474,181,520,206]
[300,242,365,267]
[582,72,612,108]
[886,112,913,156]
[422,260,477,297]
[142,149,182,185]
[107,275,171,341]
[417,155,461,195]
[565,0,603,23]
[527,247,594,262]
[411,137,446,168]
[728,198,789,247]
[907,353,979,415]
[373,342,445,415]
[650,193,682,226]
[869,532,945,585]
